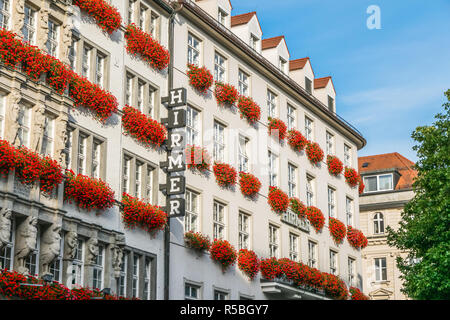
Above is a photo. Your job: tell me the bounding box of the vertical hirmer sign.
[160,88,187,218]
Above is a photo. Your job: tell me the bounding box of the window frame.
[214,51,226,82]
[375,257,387,282]
[268,151,278,187]
[185,189,199,233]
[288,163,297,198]
[308,240,317,268]
[22,4,37,45]
[187,32,201,66]
[363,173,394,193]
[268,224,279,259]
[327,186,336,218]
[289,233,299,262]
[373,212,385,234]
[238,211,250,250]
[238,69,249,96]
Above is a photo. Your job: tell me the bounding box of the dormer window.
[218,8,227,26]
[250,34,259,51]
[363,174,394,193]
[328,95,334,112]
[305,77,312,94]
[279,57,287,74]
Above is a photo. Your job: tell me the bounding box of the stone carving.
[15,216,38,274]
[61,17,72,64]
[7,91,22,146]
[14,0,25,35]
[55,115,68,168]
[0,208,12,251]
[86,237,99,265]
[37,5,49,50]
[111,245,124,278]
[63,231,78,260]
[32,104,46,153]
[40,224,62,276]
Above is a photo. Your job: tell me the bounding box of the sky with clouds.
[230,0,450,162]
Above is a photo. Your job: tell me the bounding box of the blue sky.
[230,0,450,162]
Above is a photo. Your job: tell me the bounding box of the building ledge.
[260,278,330,300]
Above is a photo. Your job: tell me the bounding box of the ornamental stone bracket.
[0,208,13,252]
[39,223,62,276]
[111,234,125,279]
[14,215,39,275]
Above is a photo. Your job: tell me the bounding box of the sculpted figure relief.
[32,105,46,153]
[0,208,12,251]
[14,0,25,34]
[86,237,99,264]
[111,245,124,278]
[15,216,38,274]
[55,116,68,168]
[64,231,78,260]
[38,6,49,50]
[8,91,22,146]
[40,224,62,275]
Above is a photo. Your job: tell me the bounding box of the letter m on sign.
[168,88,187,107]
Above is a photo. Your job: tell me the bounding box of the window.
[288,163,297,198]
[93,244,105,290]
[306,175,315,207]
[68,37,78,71]
[238,70,249,96]
[346,197,353,226]
[268,151,278,187]
[77,134,87,175]
[344,144,352,167]
[81,44,91,78]
[363,174,394,193]
[213,121,225,162]
[185,189,199,232]
[213,201,226,240]
[279,57,287,74]
[308,241,317,268]
[0,0,10,29]
[249,34,259,51]
[22,5,36,44]
[348,257,356,286]
[186,106,200,145]
[287,104,296,130]
[145,166,153,202]
[137,81,145,112]
[289,233,299,262]
[135,161,143,198]
[269,225,279,258]
[238,212,250,250]
[327,187,336,218]
[238,135,249,172]
[326,131,334,155]
[305,117,313,140]
[122,156,131,194]
[374,212,385,234]
[125,72,158,116]
[214,290,228,300]
[95,53,105,88]
[328,95,334,112]
[71,239,84,288]
[148,87,156,117]
[217,8,227,26]
[0,217,14,270]
[17,105,31,147]
[40,115,54,156]
[126,74,133,106]
[188,33,201,66]
[0,94,5,138]
[46,19,59,57]
[122,154,154,200]
[118,254,128,297]
[143,258,151,300]
[305,77,312,94]
[330,250,338,275]
[375,257,387,282]
[214,52,226,82]
[128,0,136,24]
[185,283,200,300]
[267,90,277,118]
[132,254,140,298]
[92,139,101,179]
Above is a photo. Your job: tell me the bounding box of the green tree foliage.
[387,90,450,300]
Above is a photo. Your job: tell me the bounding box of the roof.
[231,11,256,27]
[289,58,309,71]
[314,76,332,89]
[196,0,233,9]
[358,152,417,190]
[261,36,285,50]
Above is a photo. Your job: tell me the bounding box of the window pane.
[379,175,393,190]
[364,176,377,192]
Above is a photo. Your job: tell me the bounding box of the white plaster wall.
[314,82,336,111]
[290,60,315,94]
[230,15,262,53]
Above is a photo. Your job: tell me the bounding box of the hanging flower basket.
[73,0,122,34]
[287,129,307,152]
[122,105,167,147]
[306,141,324,164]
[347,226,368,249]
[238,249,260,280]
[268,118,287,141]
[214,82,239,106]
[290,197,307,218]
[184,231,211,251]
[344,167,360,187]
[237,96,261,124]
[327,155,343,176]
[329,217,347,244]
[213,163,237,188]
[305,206,325,232]
[185,145,211,172]
[239,172,261,197]
[209,239,237,271]
[268,186,289,214]
[187,63,213,94]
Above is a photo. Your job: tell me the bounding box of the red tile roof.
[261,36,285,50]
[231,11,256,27]
[289,58,310,71]
[314,76,332,89]
[358,152,417,190]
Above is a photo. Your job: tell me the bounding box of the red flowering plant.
[358,176,365,194]
[0,28,25,68]
[39,156,63,195]
[73,0,122,34]
[327,155,343,176]
[214,82,239,106]
[237,96,261,124]
[209,239,237,271]
[306,141,324,164]
[21,44,49,81]
[349,286,370,300]
[278,258,302,284]
[238,249,260,280]
[185,145,211,172]
[344,167,360,188]
[239,172,261,197]
[259,257,282,280]
[69,73,118,121]
[328,217,347,245]
[0,140,16,177]
[289,197,307,218]
[122,105,167,147]
[305,206,325,232]
[322,273,349,300]
[122,193,168,233]
[187,64,214,94]
[347,226,368,249]
[184,231,211,251]
[213,163,237,188]
[267,186,289,215]
[64,170,115,212]
[46,56,73,94]
[124,23,170,71]
[14,147,43,186]
[287,129,307,152]
[268,118,287,141]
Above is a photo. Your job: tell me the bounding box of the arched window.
[374,212,385,234]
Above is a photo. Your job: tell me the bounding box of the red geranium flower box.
[40,156,63,195]
[268,186,289,214]
[327,155,343,176]
[349,286,370,300]
[329,217,347,244]
[185,145,211,172]
[0,139,16,177]
[238,249,260,280]
[73,0,122,34]
[358,176,365,194]
[260,257,282,281]
[214,82,239,106]
[287,129,307,152]
[184,231,211,251]
[306,141,324,164]
[187,63,214,94]
[209,239,237,271]
[237,96,261,124]
[268,118,287,141]
[239,172,261,197]
[322,272,349,300]
[344,167,360,188]
[290,197,307,218]
[213,163,237,188]
[306,206,325,232]
[122,193,167,234]
[347,226,368,249]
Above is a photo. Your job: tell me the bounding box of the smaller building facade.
[358,152,417,300]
